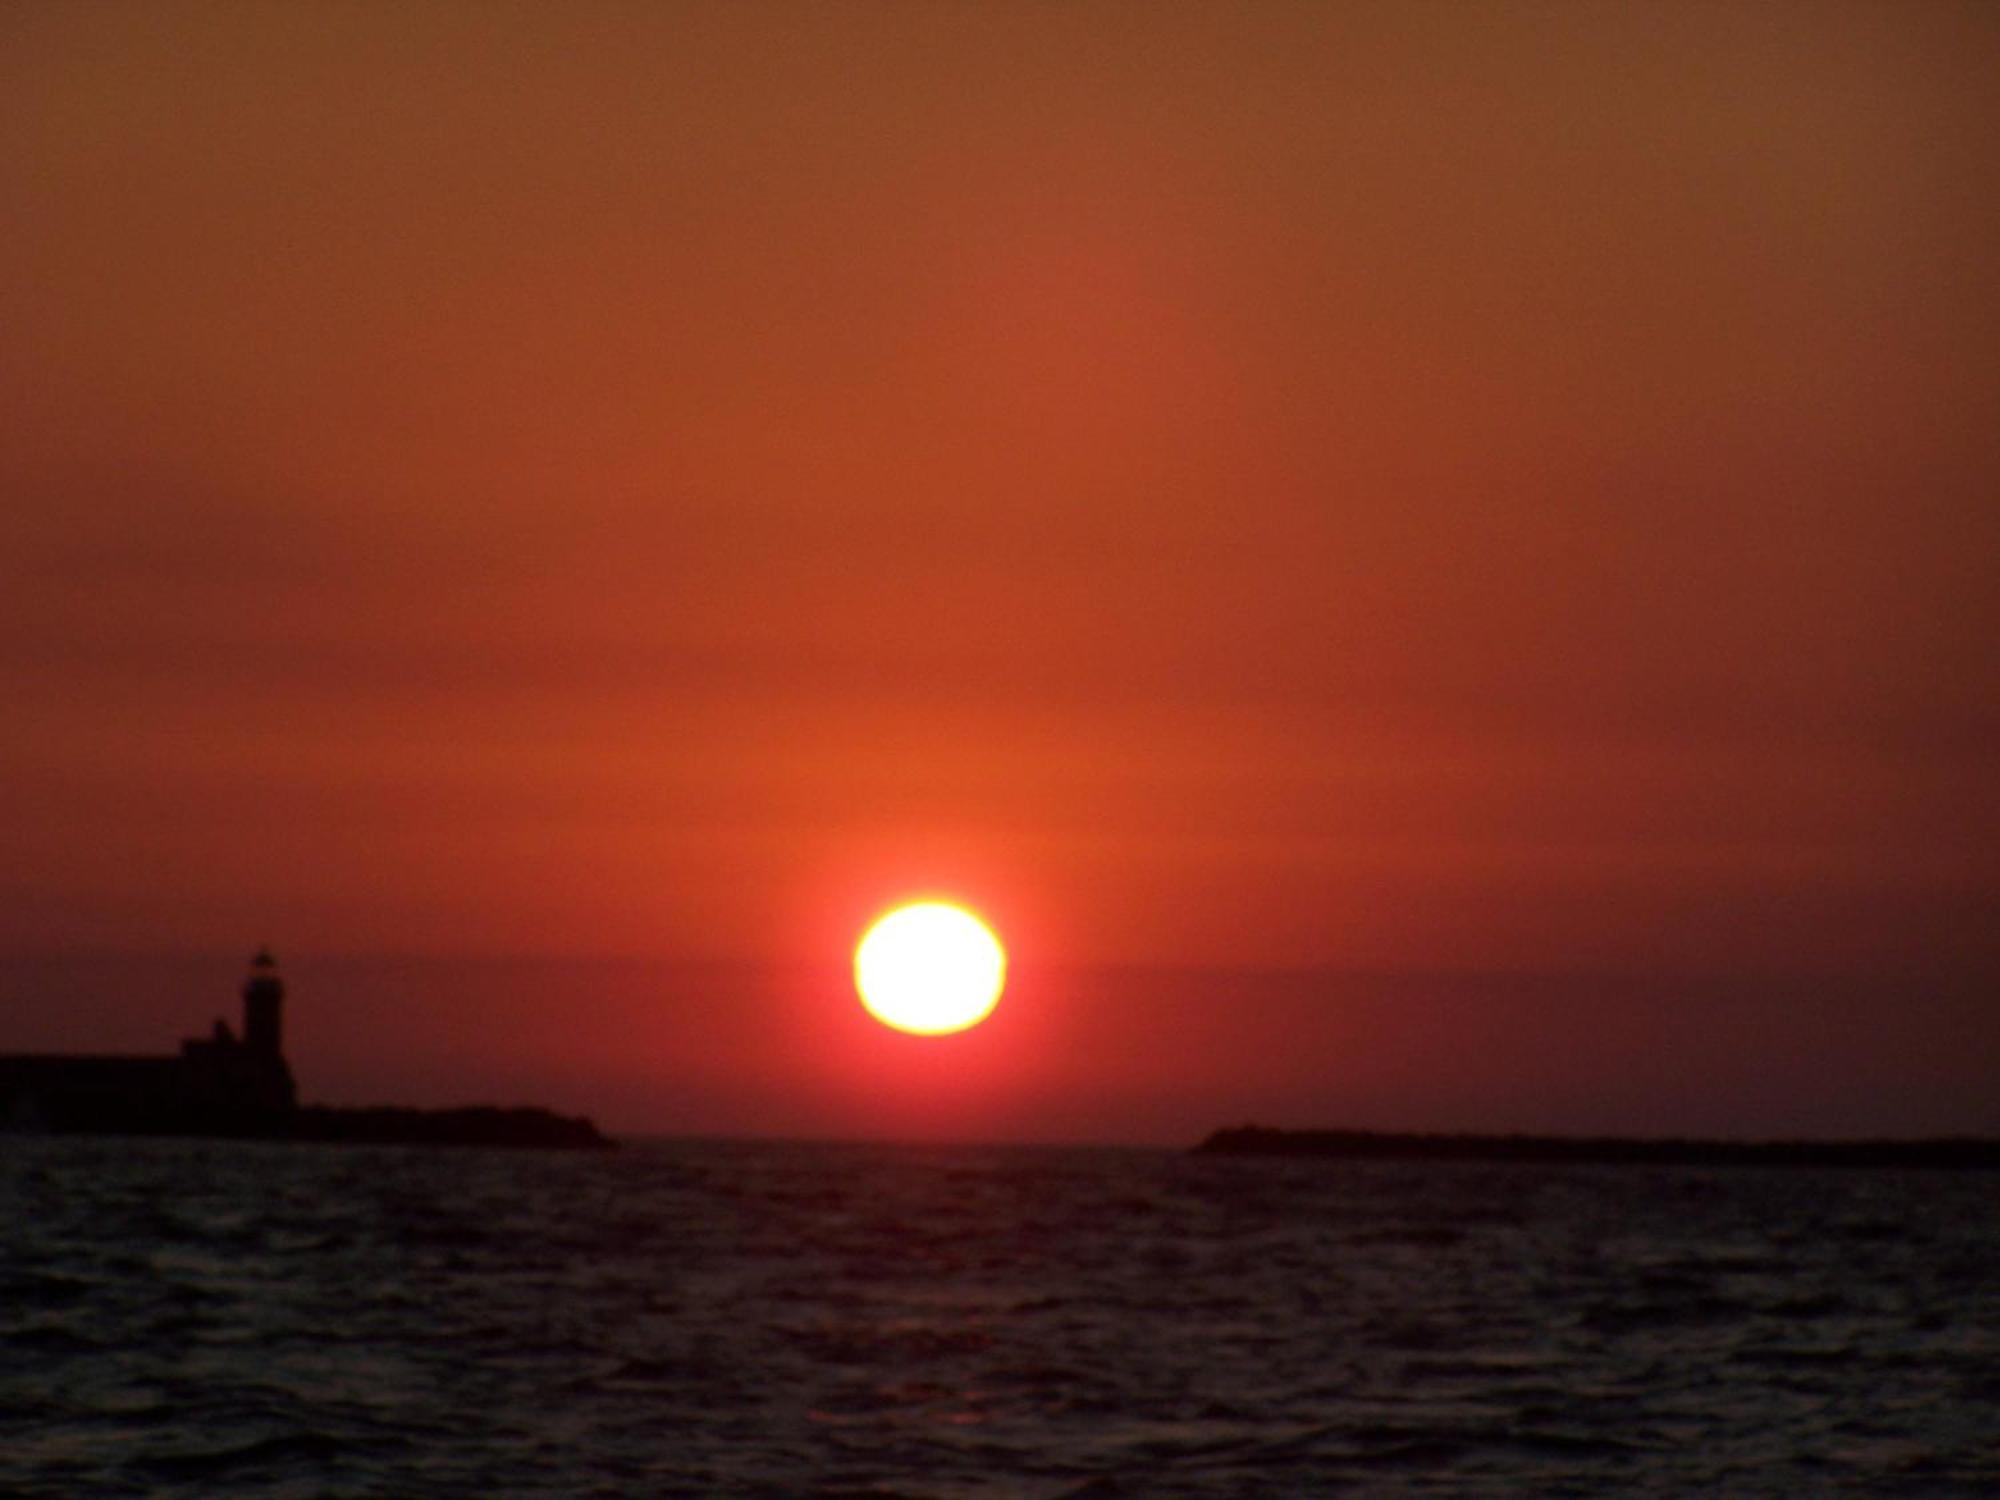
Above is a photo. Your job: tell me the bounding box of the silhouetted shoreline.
[1198,1126,2000,1169]
[0,952,612,1149]
[290,1105,612,1149]
[0,1100,615,1150]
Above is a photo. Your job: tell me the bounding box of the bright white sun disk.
[854,902,1006,1036]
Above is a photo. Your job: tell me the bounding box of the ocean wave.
[1,1137,1994,1496]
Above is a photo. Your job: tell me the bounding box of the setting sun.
[854,902,1007,1036]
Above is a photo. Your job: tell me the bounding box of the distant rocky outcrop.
[1198,1125,2000,1169]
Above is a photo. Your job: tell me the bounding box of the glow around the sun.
[853,901,1006,1036]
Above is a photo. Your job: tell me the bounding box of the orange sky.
[2,4,1995,1136]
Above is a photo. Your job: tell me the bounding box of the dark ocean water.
[2,1137,1995,1497]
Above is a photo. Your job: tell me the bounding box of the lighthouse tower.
[242,948,284,1058]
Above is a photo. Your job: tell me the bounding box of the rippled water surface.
[3,1136,1996,1496]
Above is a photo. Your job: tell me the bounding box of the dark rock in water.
[1197,1125,2000,1169]
[288,1104,612,1149]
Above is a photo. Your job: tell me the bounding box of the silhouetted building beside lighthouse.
[0,950,297,1134]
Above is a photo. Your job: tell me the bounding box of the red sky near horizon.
[2,3,1995,1138]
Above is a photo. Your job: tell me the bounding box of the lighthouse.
[242,947,284,1058]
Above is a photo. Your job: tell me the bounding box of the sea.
[2,1137,1995,1497]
